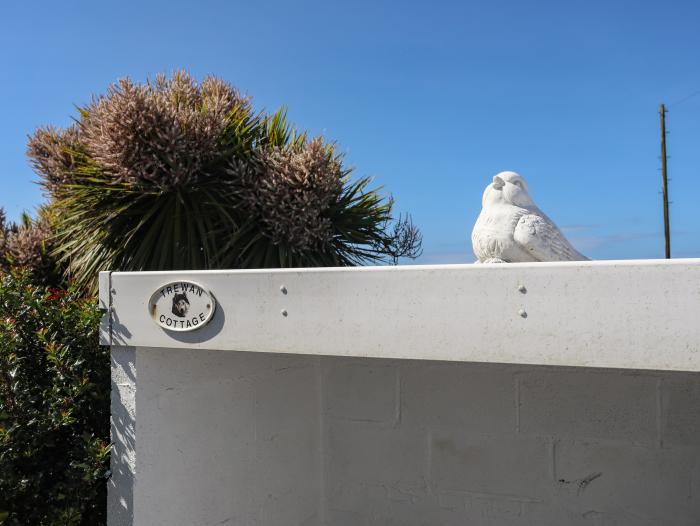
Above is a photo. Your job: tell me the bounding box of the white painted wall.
[104,261,700,525]
[102,259,700,372]
[110,347,322,526]
[111,349,700,525]
[321,357,700,525]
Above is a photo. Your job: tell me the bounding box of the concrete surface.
[103,261,700,525]
[102,259,700,371]
[110,348,700,525]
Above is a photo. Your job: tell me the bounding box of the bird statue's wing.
[514,214,588,262]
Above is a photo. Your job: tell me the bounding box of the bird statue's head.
[482,171,535,208]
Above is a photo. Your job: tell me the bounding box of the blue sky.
[1,0,699,262]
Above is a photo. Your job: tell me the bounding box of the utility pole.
[659,104,671,259]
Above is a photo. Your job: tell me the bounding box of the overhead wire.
[668,89,700,108]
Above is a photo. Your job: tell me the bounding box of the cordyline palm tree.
[27,71,421,294]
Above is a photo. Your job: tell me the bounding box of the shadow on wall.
[108,348,136,525]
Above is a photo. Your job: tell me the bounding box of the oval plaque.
[148,280,216,332]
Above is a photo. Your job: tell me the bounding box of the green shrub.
[0,269,109,525]
[27,71,421,294]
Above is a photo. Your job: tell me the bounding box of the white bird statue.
[471,171,588,263]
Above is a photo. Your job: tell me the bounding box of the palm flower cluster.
[241,137,343,250]
[0,208,60,286]
[78,74,244,188]
[27,126,83,193]
[27,71,421,293]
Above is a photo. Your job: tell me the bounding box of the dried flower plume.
[239,138,344,250]
[27,126,83,192]
[0,208,59,285]
[78,72,247,188]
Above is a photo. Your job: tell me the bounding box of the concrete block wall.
[320,357,700,526]
[110,347,322,526]
[110,348,700,525]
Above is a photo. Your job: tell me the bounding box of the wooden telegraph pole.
[659,104,671,259]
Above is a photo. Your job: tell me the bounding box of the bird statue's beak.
[492,175,505,190]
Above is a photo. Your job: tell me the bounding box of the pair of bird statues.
[471,171,588,263]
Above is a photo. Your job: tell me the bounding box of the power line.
[668,89,700,108]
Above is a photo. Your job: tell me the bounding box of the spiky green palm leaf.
[52,173,243,294]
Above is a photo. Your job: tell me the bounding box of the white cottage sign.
[149,280,216,332]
